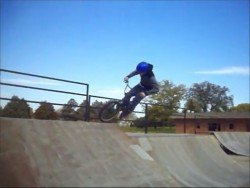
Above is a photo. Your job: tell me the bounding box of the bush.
[34,102,58,120]
[2,96,31,118]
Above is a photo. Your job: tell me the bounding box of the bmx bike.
[98,83,131,122]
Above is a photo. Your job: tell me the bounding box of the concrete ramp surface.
[0,118,178,187]
[1,118,249,187]
[128,133,250,187]
[214,132,250,156]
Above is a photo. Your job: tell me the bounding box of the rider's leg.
[120,85,145,118]
[127,93,145,112]
[121,85,139,106]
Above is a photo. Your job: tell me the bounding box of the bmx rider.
[120,61,160,119]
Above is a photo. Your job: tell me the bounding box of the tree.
[146,80,186,121]
[90,100,104,120]
[75,100,87,120]
[147,104,174,122]
[186,81,233,112]
[60,98,78,120]
[2,96,31,118]
[230,103,250,112]
[184,99,202,113]
[34,102,58,120]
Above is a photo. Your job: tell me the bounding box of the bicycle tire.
[99,100,122,122]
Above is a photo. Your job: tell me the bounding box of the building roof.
[170,112,250,119]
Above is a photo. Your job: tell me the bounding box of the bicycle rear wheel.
[99,100,122,122]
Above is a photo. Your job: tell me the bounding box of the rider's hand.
[124,76,129,83]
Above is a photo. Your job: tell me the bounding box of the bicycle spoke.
[99,101,121,122]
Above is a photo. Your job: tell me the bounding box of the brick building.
[170,112,250,134]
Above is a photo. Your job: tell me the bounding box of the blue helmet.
[136,62,149,73]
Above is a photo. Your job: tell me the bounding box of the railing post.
[84,95,91,122]
[84,84,90,121]
[184,109,187,133]
[145,103,148,134]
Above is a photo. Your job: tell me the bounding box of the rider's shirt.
[126,64,160,95]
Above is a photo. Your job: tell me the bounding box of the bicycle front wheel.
[99,100,122,122]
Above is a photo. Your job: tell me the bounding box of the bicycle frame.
[124,82,132,95]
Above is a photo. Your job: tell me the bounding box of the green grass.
[118,126,175,133]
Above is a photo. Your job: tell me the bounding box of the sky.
[0,0,249,111]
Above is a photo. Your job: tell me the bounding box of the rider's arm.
[124,70,139,83]
[126,70,139,78]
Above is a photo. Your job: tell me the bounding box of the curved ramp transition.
[128,133,250,187]
[214,132,250,156]
[1,118,249,187]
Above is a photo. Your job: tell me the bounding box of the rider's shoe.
[119,110,130,120]
[117,112,123,120]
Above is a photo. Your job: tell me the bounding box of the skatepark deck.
[0,117,249,187]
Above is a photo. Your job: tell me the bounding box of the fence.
[0,69,90,120]
[0,68,187,133]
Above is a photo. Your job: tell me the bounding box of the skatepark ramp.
[214,132,250,156]
[0,117,179,187]
[128,133,250,187]
[1,117,249,187]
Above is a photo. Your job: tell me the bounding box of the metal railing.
[0,68,90,120]
[0,68,187,133]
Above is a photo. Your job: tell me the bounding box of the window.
[196,122,200,129]
[208,123,222,131]
[218,124,221,131]
[229,123,234,130]
[208,123,217,131]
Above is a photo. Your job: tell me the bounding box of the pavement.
[0,117,249,187]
